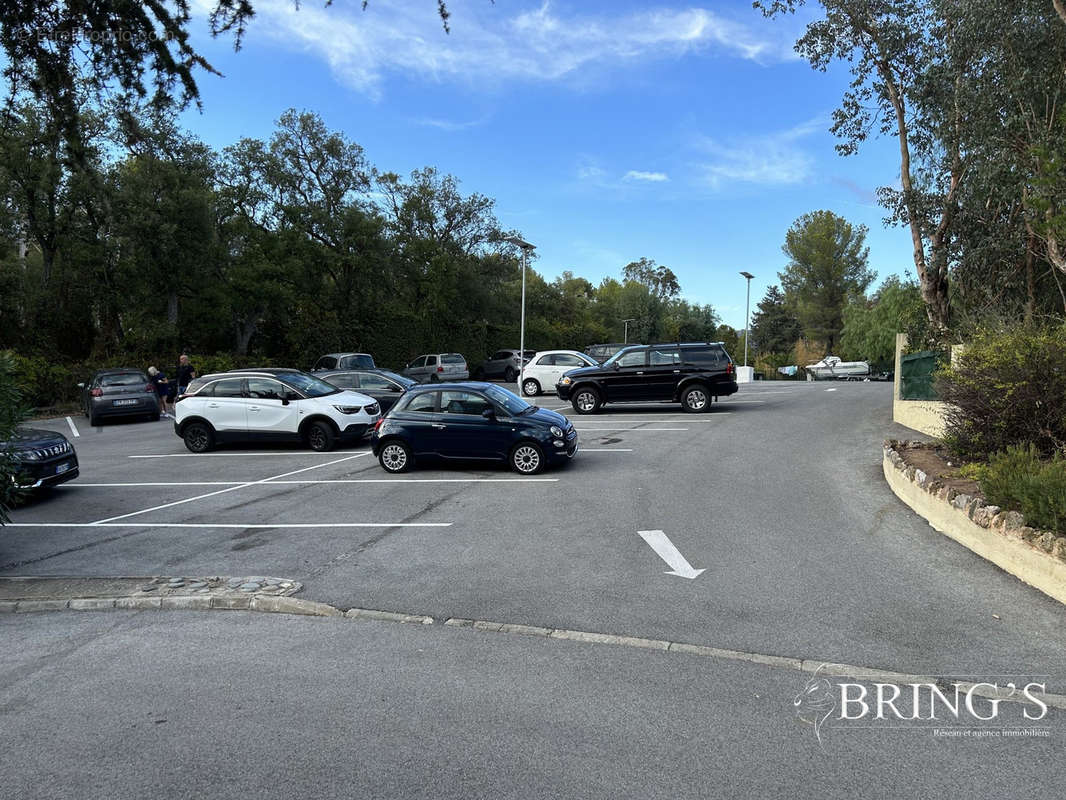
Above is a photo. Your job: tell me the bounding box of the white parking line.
[5,522,452,528]
[69,478,559,487]
[129,452,363,458]
[826,388,838,392]
[579,448,633,452]
[573,427,688,431]
[90,453,370,525]
[65,417,80,438]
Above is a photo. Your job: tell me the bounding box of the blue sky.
[182,0,912,330]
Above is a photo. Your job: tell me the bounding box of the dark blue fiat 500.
[371,382,578,474]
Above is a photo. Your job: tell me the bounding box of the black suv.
[556,342,738,413]
[3,427,79,490]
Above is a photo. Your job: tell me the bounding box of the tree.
[840,276,924,368]
[750,285,801,356]
[0,2,455,154]
[779,210,875,353]
[757,0,957,336]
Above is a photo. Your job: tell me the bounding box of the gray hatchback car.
[402,353,469,383]
[80,369,160,424]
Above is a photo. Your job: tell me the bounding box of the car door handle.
[636,371,644,375]
[431,423,446,429]
[208,403,220,408]
[249,406,260,412]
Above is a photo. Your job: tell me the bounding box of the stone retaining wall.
[883,439,1066,606]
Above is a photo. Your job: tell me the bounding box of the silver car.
[80,369,160,425]
[473,349,536,382]
[402,353,469,383]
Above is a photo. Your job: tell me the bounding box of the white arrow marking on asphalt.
[638,529,705,579]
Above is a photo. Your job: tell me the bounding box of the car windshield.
[483,385,531,416]
[279,372,340,398]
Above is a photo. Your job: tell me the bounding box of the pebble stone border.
[884,439,1066,563]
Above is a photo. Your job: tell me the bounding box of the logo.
[794,666,1052,744]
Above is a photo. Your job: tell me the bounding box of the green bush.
[937,323,1066,460]
[967,446,1066,534]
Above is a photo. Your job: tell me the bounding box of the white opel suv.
[174,369,380,453]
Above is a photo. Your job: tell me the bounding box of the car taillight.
[146,384,155,393]
[726,363,734,375]
[90,388,102,397]
[373,418,384,431]
[437,365,444,372]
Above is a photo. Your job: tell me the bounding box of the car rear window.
[101,373,146,386]
[441,354,465,364]
[681,345,729,367]
[342,354,375,369]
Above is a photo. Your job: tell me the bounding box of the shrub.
[967,446,1066,534]
[937,323,1066,460]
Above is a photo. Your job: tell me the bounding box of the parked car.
[2,427,79,490]
[472,349,536,382]
[311,352,376,372]
[371,382,578,475]
[584,343,629,364]
[80,369,159,425]
[317,368,417,413]
[174,368,380,453]
[402,353,469,383]
[556,342,739,414]
[519,350,598,396]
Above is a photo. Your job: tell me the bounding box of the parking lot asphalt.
[4,382,1066,691]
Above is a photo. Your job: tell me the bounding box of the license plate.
[56,462,70,474]
[113,399,138,406]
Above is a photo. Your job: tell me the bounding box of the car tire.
[571,387,601,414]
[429,373,440,383]
[182,422,214,453]
[504,367,517,383]
[510,441,545,475]
[681,384,710,413]
[89,410,100,427]
[306,420,336,452]
[379,440,413,473]
[522,378,540,396]
[150,411,161,422]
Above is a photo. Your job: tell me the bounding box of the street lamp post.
[621,318,636,344]
[739,271,754,368]
[503,235,536,396]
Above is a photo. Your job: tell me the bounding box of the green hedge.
[937,323,1066,460]
[962,446,1066,534]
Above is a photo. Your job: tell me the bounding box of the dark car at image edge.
[556,342,739,414]
[3,427,79,490]
[371,382,578,474]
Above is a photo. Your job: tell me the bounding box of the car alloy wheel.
[504,367,517,383]
[574,389,599,414]
[183,423,213,453]
[380,441,410,473]
[511,443,543,474]
[307,421,335,452]
[522,379,539,396]
[683,387,708,412]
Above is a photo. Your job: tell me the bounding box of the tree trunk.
[166,292,178,326]
[1025,230,1036,324]
[1055,0,1066,26]
[234,310,263,356]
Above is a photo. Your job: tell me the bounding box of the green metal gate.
[900,350,947,400]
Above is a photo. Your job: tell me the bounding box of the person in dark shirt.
[176,354,197,395]
[147,366,173,416]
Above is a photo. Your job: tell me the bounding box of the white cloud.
[623,170,669,182]
[695,117,825,188]
[234,1,794,99]
[412,115,489,132]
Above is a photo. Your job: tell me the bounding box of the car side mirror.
[281,397,290,406]
[390,385,402,392]
[481,408,496,420]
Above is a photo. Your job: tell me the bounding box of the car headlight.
[18,450,39,461]
[333,405,363,415]
[560,376,572,385]
[550,425,564,438]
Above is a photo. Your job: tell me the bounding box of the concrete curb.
[882,442,1066,607]
[2,594,344,617]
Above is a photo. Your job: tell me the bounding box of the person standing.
[176,354,197,396]
[147,366,172,417]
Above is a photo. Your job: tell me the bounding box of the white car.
[519,350,598,396]
[174,369,380,453]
